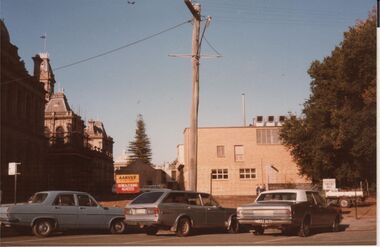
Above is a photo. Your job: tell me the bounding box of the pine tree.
[128,114,152,165]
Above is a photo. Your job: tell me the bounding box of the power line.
[204,36,222,57]
[54,19,192,71]
[1,19,192,85]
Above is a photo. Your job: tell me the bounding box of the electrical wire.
[203,36,222,57]
[1,19,192,85]
[53,19,192,71]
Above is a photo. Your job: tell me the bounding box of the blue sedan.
[0,191,126,237]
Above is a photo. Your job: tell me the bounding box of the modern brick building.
[183,116,311,196]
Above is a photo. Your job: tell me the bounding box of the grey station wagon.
[124,190,239,236]
[0,191,126,237]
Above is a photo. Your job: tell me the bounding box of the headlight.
[124,208,132,215]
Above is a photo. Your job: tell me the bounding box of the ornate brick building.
[34,53,114,194]
[1,21,114,202]
[0,20,47,202]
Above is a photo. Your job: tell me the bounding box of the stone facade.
[34,52,114,195]
[183,125,311,196]
[0,21,48,202]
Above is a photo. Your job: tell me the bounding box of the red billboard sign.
[115,183,140,194]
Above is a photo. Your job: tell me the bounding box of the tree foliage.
[280,12,376,187]
[128,114,153,165]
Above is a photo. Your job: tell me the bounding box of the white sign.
[323,178,336,191]
[8,162,20,176]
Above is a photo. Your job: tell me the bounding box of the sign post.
[9,162,21,204]
[322,178,336,191]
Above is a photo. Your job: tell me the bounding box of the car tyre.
[339,198,351,208]
[253,226,264,235]
[146,226,159,235]
[298,217,311,237]
[228,217,240,233]
[176,217,192,237]
[32,219,53,238]
[331,216,340,232]
[110,219,126,234]
[282,227,294,236]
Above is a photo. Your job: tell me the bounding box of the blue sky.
[1,0,375,164]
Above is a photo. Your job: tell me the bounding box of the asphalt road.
[1,216,376,246]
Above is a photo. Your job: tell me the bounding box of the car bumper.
[124,219,160,227]
[0,218,20,227]
[238,218,294,228]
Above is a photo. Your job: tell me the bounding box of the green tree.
[128,114,153,165]
[280,11,376,187]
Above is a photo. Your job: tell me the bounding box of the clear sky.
[1,0,375,165]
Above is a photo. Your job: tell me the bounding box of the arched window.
[56,126,64,145]
[44,127,51,138]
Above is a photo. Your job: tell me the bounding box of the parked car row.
[0,189,342,238]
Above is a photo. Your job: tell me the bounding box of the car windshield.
[28,193,48,203]
[131,192,164,204]
[257,192,296,202]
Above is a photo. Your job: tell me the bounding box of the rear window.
[29,193,48,203]
[257,192,296,201]
[131,192,164,204]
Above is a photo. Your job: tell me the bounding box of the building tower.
[33,52,56,102]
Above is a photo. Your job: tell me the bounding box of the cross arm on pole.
[184,0,200,20]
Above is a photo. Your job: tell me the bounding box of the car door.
[305,192,323,227]
[185,193,206,227]
[51,193,78,229]
[200,193,226,227]
[76,193,107,229]
[312,192,334,226]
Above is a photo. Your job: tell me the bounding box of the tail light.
[147,207,160,217]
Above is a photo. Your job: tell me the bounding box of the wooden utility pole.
[185,0,201,191]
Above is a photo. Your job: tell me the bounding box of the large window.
[216,145,225,158]
[211,169,228,180]
[239,168,256,179]
[234,145,244,162]
[256,129,281,144]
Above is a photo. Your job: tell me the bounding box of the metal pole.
[242,93,246,127]
[14,172,17,204]
[210,172,212,195]
[355,187,358,219]
[185,0,201,192]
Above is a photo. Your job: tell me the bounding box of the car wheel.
[331,216,340,232]
[228,217,240,233]
[339,198,351,208]
[146,226,159,235]
[253,226,264,235]
[176,217,192,237]
[282,227,294,236]
[32,219,53,238]
[110,219,126,234]
[298,217,311,237]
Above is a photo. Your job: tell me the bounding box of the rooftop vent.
[266,116,275,126]
[254,116,264,126]
[276,116,286,126]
